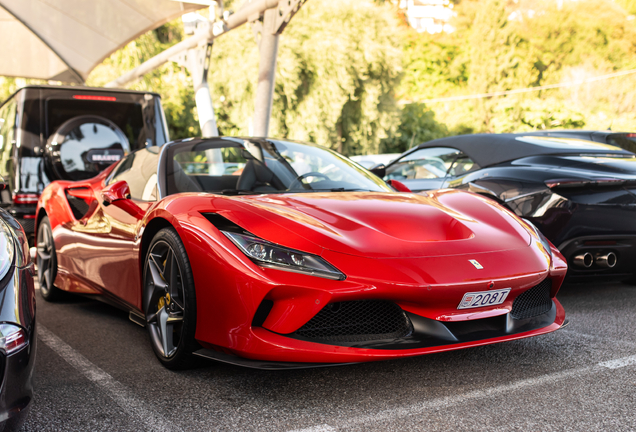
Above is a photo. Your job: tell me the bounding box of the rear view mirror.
[387,179,411,193]
[101,180,131,205]
[369,164,386,178]
[101,180,144,218]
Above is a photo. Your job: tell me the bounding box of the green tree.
[380,103,449,153]
[467,0,533,132]
[400,0,636,134]
[209,0,405,155]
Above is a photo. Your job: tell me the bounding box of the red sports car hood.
[211,190,531,259]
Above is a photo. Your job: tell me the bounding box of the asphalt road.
[23,280,636,432]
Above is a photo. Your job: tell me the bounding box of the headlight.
[522,219,553,261]
[0,220,15,280]
[0,323,28,354]
[223,231,345,280]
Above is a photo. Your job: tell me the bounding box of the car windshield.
[164,138,392,196]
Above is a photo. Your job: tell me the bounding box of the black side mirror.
[369,164,386,178]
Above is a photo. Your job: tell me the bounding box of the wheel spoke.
[171,297,184,311]
[167,314,183,323]
[42,226,52,249]
[145,255,168,311]
[157,306,175,357]
[148,256,167,289]
[149,253,165,280]
[37,249,51,261]
[43,269,51,290]
[164,248,172,274]
[146,310,158,324]
[167,253,180,299]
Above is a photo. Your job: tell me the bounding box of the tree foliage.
[401,0,636,135]
[5,0,636,156]
[380,103,449,153]
[209,0,405,156]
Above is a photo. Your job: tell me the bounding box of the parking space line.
[38,325,178,432]
[289,426,337,432]
[599,355,636,369]
[289,354,636,432]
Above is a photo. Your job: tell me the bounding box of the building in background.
[399,0,455,34]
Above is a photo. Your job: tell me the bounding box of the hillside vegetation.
[1,0,635,156]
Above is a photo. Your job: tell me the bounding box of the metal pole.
[252,8,279,138]
[190,43,218,137]
[105,0,279,89]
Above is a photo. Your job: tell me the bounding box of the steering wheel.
[287,172,330,190]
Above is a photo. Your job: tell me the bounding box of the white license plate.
[457,288,511,309]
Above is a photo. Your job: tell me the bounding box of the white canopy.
[0,0,207,84]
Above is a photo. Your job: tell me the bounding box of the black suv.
[0,85,169,239]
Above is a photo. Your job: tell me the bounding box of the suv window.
[46,99,145,150]
[47,116,130,181]
[0,99,17,193]
[109,147,160,201]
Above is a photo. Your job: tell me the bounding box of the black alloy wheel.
[37,216,62,301]
[143,228,198,369]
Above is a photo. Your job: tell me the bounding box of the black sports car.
[374,133,636,281]
[523,130,636,154]
[0,206,36,431]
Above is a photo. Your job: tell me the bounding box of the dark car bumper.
[0,265,36,429]
[528,194,636,279]
[558,234,636,281]
[0,340,35,427]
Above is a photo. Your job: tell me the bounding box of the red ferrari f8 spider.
[36,137,567,369]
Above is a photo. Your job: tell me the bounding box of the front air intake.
[294,300,412,343]
[511,279,553,320]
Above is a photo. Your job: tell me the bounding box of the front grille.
[17,218,34,234]
[294,300,412,343]
[511,279,552,319]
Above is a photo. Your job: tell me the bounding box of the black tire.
[37,216,63,302]
[143,228,198,370]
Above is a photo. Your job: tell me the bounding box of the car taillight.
[13,193,40,204]
[73,95,117,101]
[625,133,636,138]
[545,178,625,189]
[0,324,28,354]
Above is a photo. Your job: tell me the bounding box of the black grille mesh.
[294,300,412,343]
[17,218,34,234]
[511,279,552,319]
